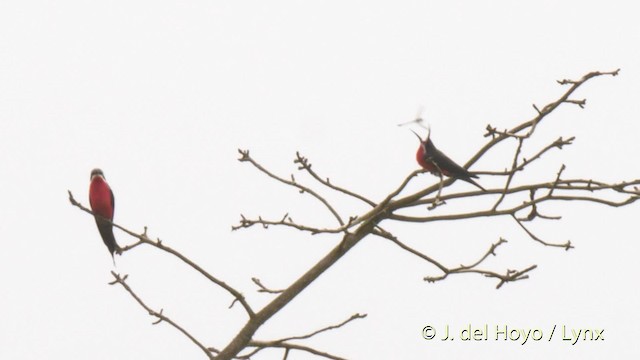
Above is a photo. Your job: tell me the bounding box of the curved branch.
[347,169,426,229]
[470,69,619,168]
[109,272,214,360]
[240,313,365,359]
[391,191,639,224]
[238,150,345,226]
[404,178,640,208]
[252,277,285,294]
[372,228,449,273]
[295,152,376,207]
[215,218,380,359]
[492,138,524,210]
[232,213,344,234]
[512,215,572,249]
[68,191,255,317]
[244,341,347,360]
[426,264,538,290]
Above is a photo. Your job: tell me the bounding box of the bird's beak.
[410,129,423,142]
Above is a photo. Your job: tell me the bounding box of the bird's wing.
[430,147,478,179]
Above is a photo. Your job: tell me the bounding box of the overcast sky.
[1,1,639,359]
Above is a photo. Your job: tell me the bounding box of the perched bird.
[412,129,485,191]
[89,168,120,258]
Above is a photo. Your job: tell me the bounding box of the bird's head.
[90,168,105,181]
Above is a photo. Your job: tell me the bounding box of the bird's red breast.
[89,177,114,220]
[416,146,429,169]
[416,146,441,174]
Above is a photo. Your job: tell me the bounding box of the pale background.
[1,1,638,359]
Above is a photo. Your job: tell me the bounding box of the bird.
[89,168,121,258]
[411,129,485,191]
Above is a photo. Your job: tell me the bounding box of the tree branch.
[68,191,255,317]
[238,313,366,359]
[215,218,380,359]
[238,150,345,226]
[71,69,635,360]
[294,152,376,207]
[109,272,214,360]
[252,277,285,294]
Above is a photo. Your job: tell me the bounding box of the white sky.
[1,1,639,359]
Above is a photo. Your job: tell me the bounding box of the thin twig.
[252,277,285,294]
[245,341,347,360]
[492,138,524,210]
[241,313,366,359]
[372,228,448,273]
[68,191,255,317]
[472,69,619,168]
[109,272,214,360]
[276,313,367,343]
[238,150,345,226]
[414,237,538,289]
[511,214,573,250]
[295,152,376,207]
[404,178,640,208]
[459,238,509,270]
[548,164,566,197]
[391,190,639,224]
[426,264,538,290]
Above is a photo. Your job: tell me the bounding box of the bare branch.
[460,238,509,270]
[375,228,533,289]
[232,213,324,234]
[68,191,255,317]
[517,190,562,221]
[275,313,367,343]
[549,194,640,207]
[384,234,539,289]
[512,214,573,250]
[472,69,620,169]
[564,98,586,108]
[493,265,539,289]
[240,313,366,360]
[109,272,214,360]
[372,228,448,273]
[295,152,376,207]
[252,277,284,294]
[548,164,566,197]
[347,169,426,229]
[391,188,639,224]
[403,178,640,209]
[492,138,524,210]
[238,149,345,226]
[474,136,574,177]
[245,341,348,360]
[425,264,538,290]
[215,219,380,359]
[232,213,361,235]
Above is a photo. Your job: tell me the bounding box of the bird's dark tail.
[95,218,120,259]
[461,177,486,191]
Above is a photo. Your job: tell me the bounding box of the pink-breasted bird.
[89,168,121,257]
[412,129,485,191]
